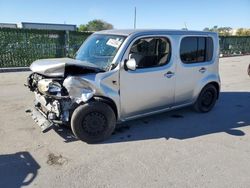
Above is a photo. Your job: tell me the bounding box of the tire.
[248,64,250,76]
[71,101,116,143]
[193,84,218,113]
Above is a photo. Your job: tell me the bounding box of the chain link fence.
[0,28,249,68]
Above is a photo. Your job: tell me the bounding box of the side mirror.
[125,58,136,71]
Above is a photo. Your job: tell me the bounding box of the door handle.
[199,67,206,73]
[164,71,175,78]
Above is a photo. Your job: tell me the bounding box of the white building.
[21,22,76,31]
[0,23,18,28]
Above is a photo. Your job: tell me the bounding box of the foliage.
[236,28,250,36]
[78,19,113,32]
[0,28,91,67]
[78,25,88,32]
[203,26,232,36]
[68,31,91,57]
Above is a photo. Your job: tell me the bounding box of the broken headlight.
[37,79,62,96]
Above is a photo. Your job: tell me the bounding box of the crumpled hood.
[30,58,103,77]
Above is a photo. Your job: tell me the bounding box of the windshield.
[75,34,126,71]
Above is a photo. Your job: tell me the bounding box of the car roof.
[95,29,217,36]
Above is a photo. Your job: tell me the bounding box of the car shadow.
[53,91,250,144]
[53,125,78,143]
[0,152,40,188]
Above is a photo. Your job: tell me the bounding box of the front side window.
[180,37,214,64]
[75,34,126,70]
[129,37,171,68]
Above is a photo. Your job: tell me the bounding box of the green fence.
[0,28,250,68]
[67,31,90,57]
[219,36,250,56]
[0,28,91,67]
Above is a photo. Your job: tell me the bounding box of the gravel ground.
[1,55,250,188]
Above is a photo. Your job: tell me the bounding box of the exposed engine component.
[26,73,44,92]
[27,73,68,98]
[34,92,73,124]
[37,79,63,97]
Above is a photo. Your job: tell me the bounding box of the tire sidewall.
[71,101,116,143]
[195,84,218,112]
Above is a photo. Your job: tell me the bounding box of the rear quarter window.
[180,36,214,64]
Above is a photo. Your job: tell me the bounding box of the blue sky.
[0,0,249,30]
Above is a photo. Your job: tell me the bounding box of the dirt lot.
[1,56,250,188]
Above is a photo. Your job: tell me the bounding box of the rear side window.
[180,37,214,63]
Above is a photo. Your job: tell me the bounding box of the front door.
[119,36,176,119]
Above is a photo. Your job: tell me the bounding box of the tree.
[236,28,250,36]
[203,27,210,31]
[78,24,88,31]
[203,26,250,36]
[210,26,218,32]
[217,27,232,36]
[78,19,114,32]
[202,26,232,36]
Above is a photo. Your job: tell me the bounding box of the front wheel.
[71,102,116,143]
[193,84,218,113]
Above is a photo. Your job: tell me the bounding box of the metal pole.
[134,7,136,29]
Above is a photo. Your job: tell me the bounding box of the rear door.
[174,36,214,105]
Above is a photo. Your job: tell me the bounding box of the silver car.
[27,29,220,143]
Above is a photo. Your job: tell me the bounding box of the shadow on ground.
[53,92,250,144]
[0,152,40,188]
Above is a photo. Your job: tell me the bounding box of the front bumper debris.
[31,94,71,132]
[26,72,94,131]
[31,108,54,132]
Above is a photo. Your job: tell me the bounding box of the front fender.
[63,76,95,103]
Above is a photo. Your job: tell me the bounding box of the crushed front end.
[27,73,74,131]
[25,58,104,132]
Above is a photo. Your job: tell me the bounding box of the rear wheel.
[71,102,116,143]
[248,64,250,76]
[193,84,218,113]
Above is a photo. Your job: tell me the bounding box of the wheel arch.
[92,96,118,120]
[193,74,220,101]
[208,81,220,99]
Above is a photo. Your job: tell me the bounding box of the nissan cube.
[27,29,220,143]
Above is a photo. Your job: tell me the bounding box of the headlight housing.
[38,79,62,96]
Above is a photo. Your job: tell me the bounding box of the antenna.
[134,7,136,29]
[184,22,188,30]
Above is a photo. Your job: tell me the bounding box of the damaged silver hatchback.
[27,29,220,143]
